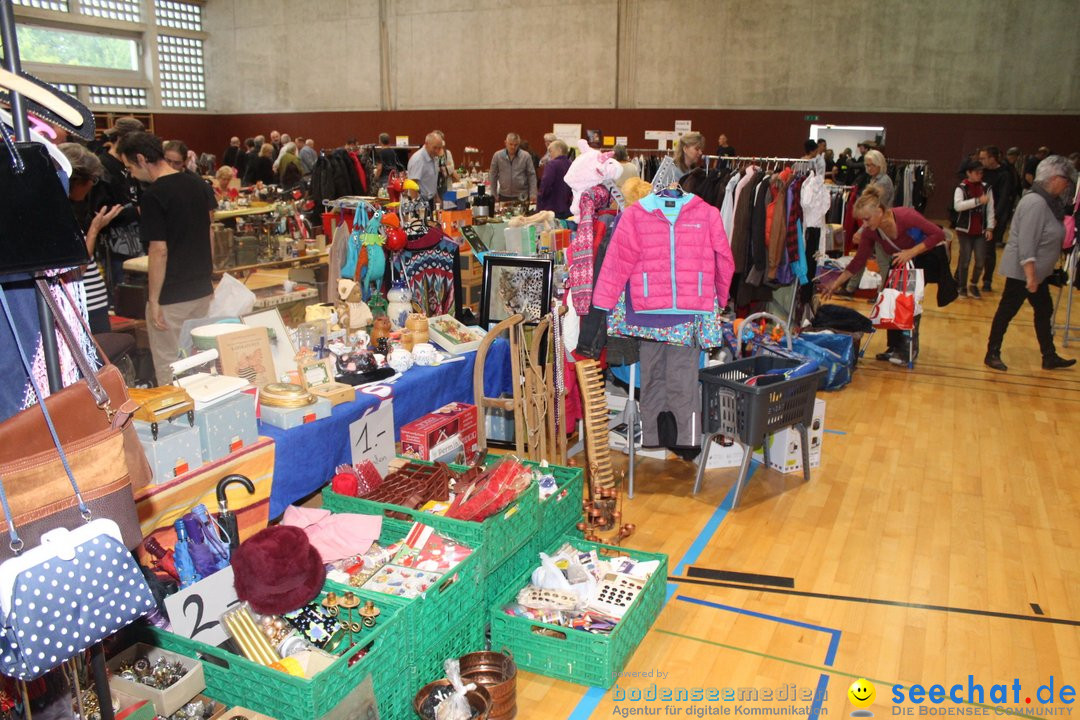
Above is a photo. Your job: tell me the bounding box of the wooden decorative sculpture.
[573,360,635,545]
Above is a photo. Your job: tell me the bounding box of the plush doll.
[336,279,372,332]
[563,139,622,217]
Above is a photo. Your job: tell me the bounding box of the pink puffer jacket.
[592,194,734,314]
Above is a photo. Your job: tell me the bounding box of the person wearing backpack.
[952,159,995,298]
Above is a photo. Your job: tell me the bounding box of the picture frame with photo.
[243,308,297,379]
[479,256,553,328]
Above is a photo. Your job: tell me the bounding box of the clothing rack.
[702,155,813,163]
[626,148,672,154]
[890,159,928,165]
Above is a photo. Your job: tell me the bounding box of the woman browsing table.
[821,185,945,365]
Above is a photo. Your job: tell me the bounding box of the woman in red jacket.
[822,184,945,365]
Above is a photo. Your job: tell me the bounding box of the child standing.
[952,159,996,298]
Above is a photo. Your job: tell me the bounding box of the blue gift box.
[134,419,205,483]
[194,393,259,462]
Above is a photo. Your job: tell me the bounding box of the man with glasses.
[116,131,216,385]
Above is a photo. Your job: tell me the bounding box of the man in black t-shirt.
[117,132,216,385]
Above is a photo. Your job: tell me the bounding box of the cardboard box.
[259,396,333,430]
[753,398,825,473]
[114,691,156,720]
[135,419,204,482]
[400,401,478,462]
[194,392,258,462]
[107,643,205,717]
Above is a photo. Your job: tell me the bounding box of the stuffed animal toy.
[563,139,622,217]
[336,279,372,331]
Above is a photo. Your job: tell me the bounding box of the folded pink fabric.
[281,506,383,564]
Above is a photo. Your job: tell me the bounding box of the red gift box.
[400,402,478,463]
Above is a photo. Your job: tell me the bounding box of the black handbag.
[0,121,88,275]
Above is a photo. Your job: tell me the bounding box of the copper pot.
[459,651,517,720]
[413,679,491,719]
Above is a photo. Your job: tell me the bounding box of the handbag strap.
[0,285,91,553]
[34,277,110,409]
[0,120,26,174]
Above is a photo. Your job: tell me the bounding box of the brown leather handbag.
[0,279,149,559]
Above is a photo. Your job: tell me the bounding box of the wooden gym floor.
[512,275,1080,719]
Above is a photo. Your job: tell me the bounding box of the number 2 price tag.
[164,565,241,647]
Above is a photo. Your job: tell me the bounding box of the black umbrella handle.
[216,473,255,513]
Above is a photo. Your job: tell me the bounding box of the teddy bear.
[336,278,372,332]
[563,139,622,217]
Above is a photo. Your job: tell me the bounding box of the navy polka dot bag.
[0,287,155,681]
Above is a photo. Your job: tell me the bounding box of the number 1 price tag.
[164,565,241,647]
[349,398,395,475]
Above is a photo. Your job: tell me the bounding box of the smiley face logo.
[848,678,876,716]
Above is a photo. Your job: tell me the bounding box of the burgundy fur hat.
[232,525,326,615]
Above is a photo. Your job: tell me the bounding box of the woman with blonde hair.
[861,149,894,207]
[674,131,705,175]
[822,184,945,365]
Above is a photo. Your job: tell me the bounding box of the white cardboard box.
[753,398,826,473]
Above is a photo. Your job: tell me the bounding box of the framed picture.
[479,256,553,328]
[217,327,275,387]
[298,357,336,390]
[428,314,487,355]
[243,308,297,379]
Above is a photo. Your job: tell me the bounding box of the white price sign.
[164,566,241,647]
[349,398,395,475]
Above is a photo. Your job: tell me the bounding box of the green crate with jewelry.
[322,514,483,658]
[488,535,668,689]
[143,583,412,720]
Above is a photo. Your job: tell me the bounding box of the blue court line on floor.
[823,428,846,435]
[567,687,607,720]
[674,594,841,720]
[567,459,755,718]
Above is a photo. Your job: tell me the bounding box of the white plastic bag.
[436,659,476,720]
[209,273,256,317]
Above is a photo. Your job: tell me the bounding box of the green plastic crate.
[323,519,483,658]
[483,538,541,611]
[322,458,539,576]
[145,585,412,720]
[488,535,668,689]
[535,464,585,550]
[411,611,488,693]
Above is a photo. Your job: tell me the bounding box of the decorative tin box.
[259,396,332,430]
[135,419,205,483]
[194,392,259,462]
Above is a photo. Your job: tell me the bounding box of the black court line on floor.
[686,566,795,588]
[859,365,1080,397]
[913,360,1080,383]
[667,575,1080,627]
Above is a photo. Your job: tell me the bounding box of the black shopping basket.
[693,355,825,506]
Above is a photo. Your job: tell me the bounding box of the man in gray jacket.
[985,155,1077,371]
[489,133,537,203]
